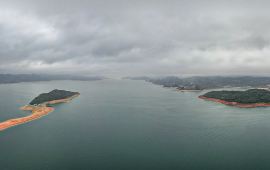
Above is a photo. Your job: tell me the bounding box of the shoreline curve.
[0,94,79,131]
[199,95,270,108]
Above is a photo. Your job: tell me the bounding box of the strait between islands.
[0,89,79,131]
[1,88,269,131]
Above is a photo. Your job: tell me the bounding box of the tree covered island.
[0,89,80,131]
[199,89,270,108]
[30,89,80,105]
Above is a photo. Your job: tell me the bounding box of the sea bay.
[0,79,270,169]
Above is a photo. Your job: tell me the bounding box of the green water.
[0,79,270,170]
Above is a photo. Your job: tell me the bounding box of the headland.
[199,89,270,108]
[0,90,79,131]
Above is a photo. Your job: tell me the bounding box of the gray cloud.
[0,0,270,76]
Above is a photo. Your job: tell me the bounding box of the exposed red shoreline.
[0,94,79,131]
[199,95,270,108]
[0,106,54,131]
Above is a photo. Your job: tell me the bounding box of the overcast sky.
[0,0,269,77]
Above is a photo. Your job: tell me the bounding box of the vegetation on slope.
[30,89,79,105]
[202,89,270,104]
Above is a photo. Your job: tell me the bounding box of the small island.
[29,89,80,105]
[0,89,80,131]
[199,89,270,108]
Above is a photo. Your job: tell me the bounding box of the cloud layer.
[0,0,270,76]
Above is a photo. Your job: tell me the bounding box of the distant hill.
[127,76,270,90]
[30,89,80,105]
[0,74,103,84]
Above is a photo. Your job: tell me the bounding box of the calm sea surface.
[0,79,270,170]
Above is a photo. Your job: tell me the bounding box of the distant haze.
[0,0,270,77]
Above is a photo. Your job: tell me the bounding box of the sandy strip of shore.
[0,94,79,131]
[199,96,270,108]
[0,106,54,131]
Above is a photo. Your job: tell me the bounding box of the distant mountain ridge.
[0,74,103,84]
[127,76,270,90]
